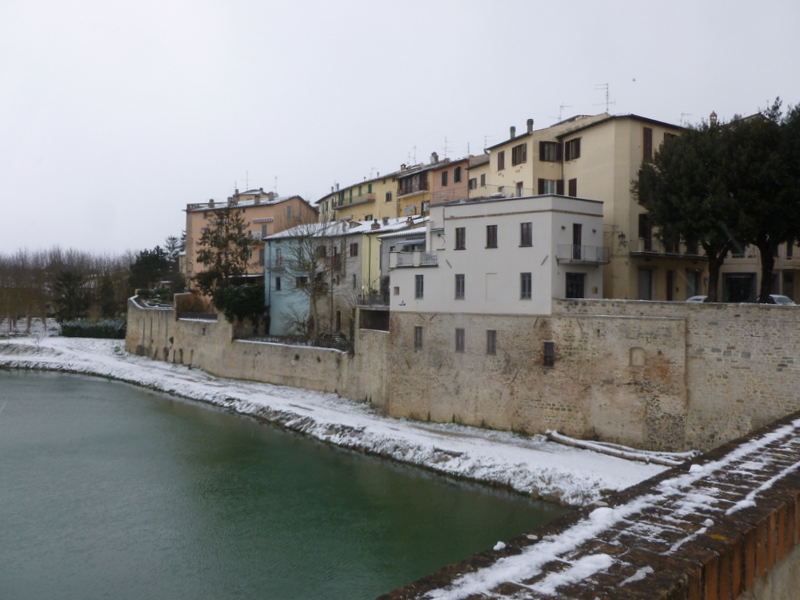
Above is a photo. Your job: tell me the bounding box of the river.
[0,371,566,599]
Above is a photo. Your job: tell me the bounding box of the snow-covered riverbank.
[0,325,667,507]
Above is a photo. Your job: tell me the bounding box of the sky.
[2,0,799,256]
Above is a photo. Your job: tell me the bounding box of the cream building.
[482,114,702,300]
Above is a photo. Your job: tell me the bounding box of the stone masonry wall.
[554,298,800,450]
[387,311,688,451]
[125,298,389,404]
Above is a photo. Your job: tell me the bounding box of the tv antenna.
[594,83,615,113]
[551,103,573,122]
[680,113,692,127]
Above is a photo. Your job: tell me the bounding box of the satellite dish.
[403,205,414,216]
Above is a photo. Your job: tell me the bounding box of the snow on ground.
[0,320,667,507]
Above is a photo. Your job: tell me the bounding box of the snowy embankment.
[0,324,668,507]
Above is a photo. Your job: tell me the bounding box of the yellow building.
[483,114,701,300]
[316,173,399,224]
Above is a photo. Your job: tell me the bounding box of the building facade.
[183,189,317,291]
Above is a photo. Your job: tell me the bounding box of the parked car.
[685,294,795,305]
[769,294,796,305]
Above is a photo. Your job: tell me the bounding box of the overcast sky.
[2,0,799,256]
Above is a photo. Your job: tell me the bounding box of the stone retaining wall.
[125,297,389,405]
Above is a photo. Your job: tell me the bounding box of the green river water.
[0,371,566,599]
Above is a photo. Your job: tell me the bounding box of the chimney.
[510,126,516,139]
[710,111,718,127]
[382,216,389,225]
[371,220,380,230]
[527,118,534,133]
[254,194,261,204]
[431,152,439,164]
[209,199,215,208]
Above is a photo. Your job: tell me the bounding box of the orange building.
[184,188,317,288]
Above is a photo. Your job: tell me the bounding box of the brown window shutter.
[568,178,577,197]
[538,179,545,194]
[556,180,564,195]
[539,141,546,161]
[556,142,563,161]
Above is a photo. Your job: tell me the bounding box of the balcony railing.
[556,245,610,264]
[629,238,706,258]
[357,293,390,306]
[390,251,438,268]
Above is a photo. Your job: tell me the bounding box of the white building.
[388,194,607,316]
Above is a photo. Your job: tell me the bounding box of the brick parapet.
[378,411,800,599]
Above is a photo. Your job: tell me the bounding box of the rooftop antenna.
[680,113,692,127]
[551,104,573,122]
[244,171,249,190]
[443,136,449,159]
[593,83,615,113]
[273,176,277,194]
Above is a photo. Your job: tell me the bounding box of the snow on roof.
[378,226,427,240]
[265,216,428,240]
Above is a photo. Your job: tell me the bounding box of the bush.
[61,317,127,339]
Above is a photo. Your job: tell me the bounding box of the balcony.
[556,245,610,264]
[333,193,376,210]
[357,293,390,307]
[629,238,707,260]
[389,251,438,268]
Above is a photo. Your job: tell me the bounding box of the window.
[364,214,372,221]
[638,213,652,251]
[393,286,399,295]
[296,276,308,288]
[455,328,465,353]
[564,138,581,160]
[261,223,268,237]
[352,274,357,289]
[520,222,532,247]
[317,245,327,258]
[287,205,293,220]
[385,191,392,202]
[399,172,429,196]
[543,341,555,367]
[275,276,281,291]
[258,248,265,266]
[520,272,532,299]
[566,273,585,298]
[486,330,497,355]
[454,167,462,183]
[368,183,372,193]
[350,243,359,257]
[539,141,562,162]
[568,178,577,197]
[486,224,498,248]
[415,274,424,299]
[455,274,465,299]
[349,189,353,202]
[643,127,653,162]
[538,178,562,194]
[497,150,505,171]
[516,182,524,197]
[788,242,794,259]
[664,132,678,144]
[511,143,527,166]
[468,178,477,190]
[480,174,486,187]
[455,227,466,250]
[358,185,363,196]
[441,171,448,187]
[414,326,423,350]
